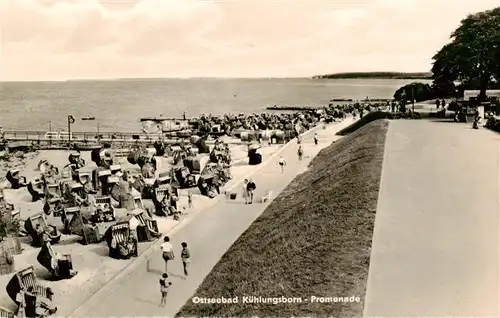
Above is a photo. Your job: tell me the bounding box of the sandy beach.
[0,139,282,314]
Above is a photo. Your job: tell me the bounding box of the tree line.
[394,7,500,102]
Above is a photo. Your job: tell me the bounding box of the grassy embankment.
[177,119,389,317]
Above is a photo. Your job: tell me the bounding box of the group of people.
[295,132,319,161]
[242,178,257,204]
[153,236,191,307]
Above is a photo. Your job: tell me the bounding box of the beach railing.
[2,131,165,143]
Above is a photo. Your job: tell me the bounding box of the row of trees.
[395,7,500,101]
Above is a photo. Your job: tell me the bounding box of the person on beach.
[160,236,174,273]
[242,179,249,204]
[314,133,318,145]
[278,156,286,173]
[159,273,172,307]
[246,179,256,204]
[297,146,303,161]
[181,242,191,277]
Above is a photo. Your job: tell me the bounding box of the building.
[463,90,500,100]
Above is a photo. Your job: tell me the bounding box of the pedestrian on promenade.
[278,156,286,174]
[181,242,191,277]
[314,132,318,145]
[242,179,249,204]
[161,236,174,273]
[187,190,193,209]
[297,146,303,161]
[246,179,256,204]
[159,273,172,307]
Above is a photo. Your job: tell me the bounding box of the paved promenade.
[364,120,500,316]
[69,118,354,317]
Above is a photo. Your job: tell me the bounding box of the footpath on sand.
[69,117,355,317]
[364,120,500,317]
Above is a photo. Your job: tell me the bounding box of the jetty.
[266,105,321,111]
[140,117,190,122]
[330,98,354,102]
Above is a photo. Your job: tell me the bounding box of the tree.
[393,82,435,102]
[431,7,500,100]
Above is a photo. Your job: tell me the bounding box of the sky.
[0,0,499,81]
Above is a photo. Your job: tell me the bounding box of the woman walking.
[161,236,174,273]
[297,146,303,161]
[181,242,191,277]
[159,273,172,307]
[242,179,249,204]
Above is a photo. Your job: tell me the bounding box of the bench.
[261,190,273,203]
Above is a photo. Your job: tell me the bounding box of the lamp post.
[67,115,75,148]
[411,85,415,114]
[97,122,101,143]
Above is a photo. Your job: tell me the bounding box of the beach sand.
[0,141,282,313]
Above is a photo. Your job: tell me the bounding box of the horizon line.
[0,72,432,83]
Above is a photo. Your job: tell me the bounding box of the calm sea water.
[0,78,430,132]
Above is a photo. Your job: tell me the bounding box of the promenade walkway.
[364,120,500,316]
[69,118,354,317]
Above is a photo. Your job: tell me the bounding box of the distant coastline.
[312,72,433,80]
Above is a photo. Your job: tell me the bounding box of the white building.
[463,90,500,100]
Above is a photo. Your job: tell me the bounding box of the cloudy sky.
[0,0,498,81]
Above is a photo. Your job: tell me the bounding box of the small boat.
[82,116,95,121]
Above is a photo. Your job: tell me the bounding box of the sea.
[0,78,431,132]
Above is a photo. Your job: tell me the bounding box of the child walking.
[278,156,286,173]
[181,242,191,277]
[159,273,172,307]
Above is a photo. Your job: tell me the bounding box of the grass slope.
[177,120,389,317]
[337,112,394,136]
